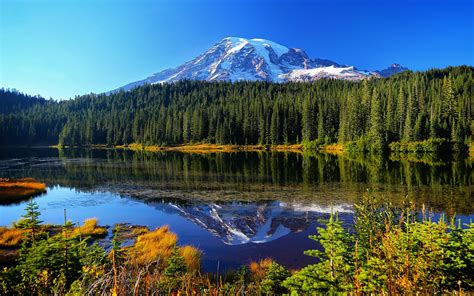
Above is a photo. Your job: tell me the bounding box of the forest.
[0,66,472,152]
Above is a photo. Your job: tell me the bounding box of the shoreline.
[48,143,305,153]
[2,142,471,158]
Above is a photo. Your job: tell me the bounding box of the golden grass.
[179,245,201,271]
[128,226,178,266]
[319,143,344,155]
[0,178,47,202]
[71,218,108,238]
[272,144,303,151]
[0,227,24,247]
[249,258,273,280]
[0,178,46,190]
[116,143,304,154]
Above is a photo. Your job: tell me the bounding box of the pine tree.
[17,200,43,244]
[283,212,353,293]
[368,88,385,151]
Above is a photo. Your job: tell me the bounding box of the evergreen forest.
[0,66,472,152]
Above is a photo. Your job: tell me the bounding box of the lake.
[0,148,472,271]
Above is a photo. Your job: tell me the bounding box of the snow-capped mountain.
[115,37,407,91]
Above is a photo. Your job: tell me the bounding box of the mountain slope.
[116,37,407,91]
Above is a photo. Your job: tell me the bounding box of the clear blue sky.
[1,0,473,99]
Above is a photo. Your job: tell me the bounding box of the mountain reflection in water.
[147,200,352,245]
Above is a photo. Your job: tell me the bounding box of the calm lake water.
[0,148,472,271]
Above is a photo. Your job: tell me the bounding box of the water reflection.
[0,148,471,213]
[0,148,472,270]
[146,199,352,245]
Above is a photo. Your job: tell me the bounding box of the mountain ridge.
[114,37,408,92]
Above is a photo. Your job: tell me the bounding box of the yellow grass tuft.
[128,226,178,266]
[0,227,24,247]
[179,245,201,271]
[71,218,108,238]
[249,258,273,280]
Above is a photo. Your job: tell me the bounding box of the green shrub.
[389,138,453,153]
[302,138,325,150]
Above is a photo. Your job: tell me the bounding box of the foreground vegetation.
[1,194,473,295]
[1,66,471,153]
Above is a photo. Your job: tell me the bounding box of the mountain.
[375,63,409,77]
[115,37,407,91]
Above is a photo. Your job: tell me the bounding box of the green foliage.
[302,138,325,150]
[164,247,187,277]
[15,200,44,245]
[260,261,291,295]
[344,137,371,152]
[2,232,105,295]
[389,138,454,153]
[284,195,474,294]
[160,247,188,292]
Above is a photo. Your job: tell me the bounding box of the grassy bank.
[0,178,46,205]
[34,139,474,157]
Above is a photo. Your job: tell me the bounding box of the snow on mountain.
[114,37,407,92]
[279,65,372,81]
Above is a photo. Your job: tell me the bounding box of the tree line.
[0,66,472,151]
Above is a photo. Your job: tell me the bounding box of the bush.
[344,137,371,153]
[302,138,326,150]
[389,138,452,153]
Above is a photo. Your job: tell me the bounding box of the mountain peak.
[114,38,408,92]
[375,63,409,77]
[219,36,290,58]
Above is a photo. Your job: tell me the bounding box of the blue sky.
[1,0,473,99]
